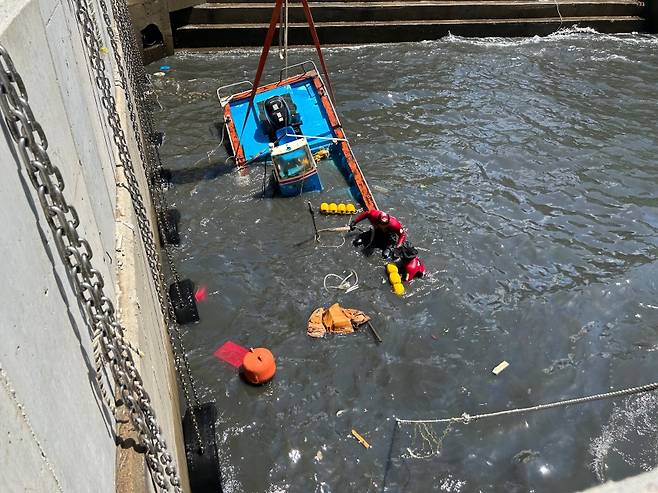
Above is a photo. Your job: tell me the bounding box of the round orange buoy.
[241,348,276,385]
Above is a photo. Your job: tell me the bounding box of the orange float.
[241,348,276,385]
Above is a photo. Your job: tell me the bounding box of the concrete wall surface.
[167,0,202,13]
[128,0,174,63]
[0,0,188,491]
[582,468,658,492]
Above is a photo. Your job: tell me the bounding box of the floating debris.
[307,303,370,338]
[492,361,510,375]
[351,429,371,449]
[213,341,249,368]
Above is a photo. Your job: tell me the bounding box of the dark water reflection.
[150,29,658,492]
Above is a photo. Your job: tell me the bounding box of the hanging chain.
[108,0,205,450]
[0,45,182,492]
[77,0,205,451]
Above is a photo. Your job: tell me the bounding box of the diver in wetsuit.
[397,243,426,282]
[349,209,407,258]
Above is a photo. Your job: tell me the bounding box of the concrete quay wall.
[0,1,188,491]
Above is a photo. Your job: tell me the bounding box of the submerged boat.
[218,61,377,210]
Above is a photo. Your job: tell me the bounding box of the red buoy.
[241,348,276,385]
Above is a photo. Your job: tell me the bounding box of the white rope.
[241,145,272,166]
[554,0,563,30]
[316,222,351,249]
[285,132,348,143]
[0,363,63,492]
[396,381,658,425]
[318,235,346,249]
[146,74,164,112]
[188,131,225,168]
[323,270,359,292]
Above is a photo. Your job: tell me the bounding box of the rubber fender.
[152,131,164,147]
[169,279,199,324]
[328,203,338,213]
[392,282,405,296]
[158,167,173,184]
[160,208,181,246]
[241,348,276,385]
[183,403,223,493]
[346,204,356,214]
[320,202,329,213]
[337,203,346,214]
[386,263,398,275]
[389,272,402,285]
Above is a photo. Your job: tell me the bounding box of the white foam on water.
[591,54,634,63]
[438,474,467,492]
[265,483,290,493]
[288,448,301,464]
[589,393,658,482]
[219,463,244,493]
[438,27,658,49]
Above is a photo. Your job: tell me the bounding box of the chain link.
[96,0,205,451]
[0,44,182,491]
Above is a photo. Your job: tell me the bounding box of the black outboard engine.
[264,95,290,132]
[260,94,302,142]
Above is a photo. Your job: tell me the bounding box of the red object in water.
[214,341,249,368]
[194,286,207,302]
[404,257,426,282]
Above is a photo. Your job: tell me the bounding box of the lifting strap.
[300,0,336,104]
[240,0,284,137]
[241,0,336,137]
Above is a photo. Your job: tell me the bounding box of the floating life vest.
[307,303,370,338]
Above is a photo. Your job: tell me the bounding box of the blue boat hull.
[277,170,322,197]
[221,66,377,209]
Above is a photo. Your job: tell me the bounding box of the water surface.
[150,29,658,492]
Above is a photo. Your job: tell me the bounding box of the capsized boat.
[218,61,377,210]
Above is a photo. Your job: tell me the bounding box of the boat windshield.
[273,144,315,179]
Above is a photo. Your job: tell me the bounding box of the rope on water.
[324,270,359,292]
[396,381,658,425]
[317,224,350,249]
[318,236,346,249]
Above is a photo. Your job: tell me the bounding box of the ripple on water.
[152,32,658,492]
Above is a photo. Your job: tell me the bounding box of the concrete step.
[185,1,644,24]
[174,15,646,47]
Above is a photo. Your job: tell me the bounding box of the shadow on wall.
[648,0,658,32]
[1,106,116,441]
[142,23,164,48]
[141,23,167,64]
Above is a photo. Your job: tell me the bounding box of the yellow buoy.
[320,202,329,213]
[392,283,405,296]
[386,263,398,274]
[337,203,347,214]
[389,272,402,285]
[346,204,356,214]
[328,203,338,214]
